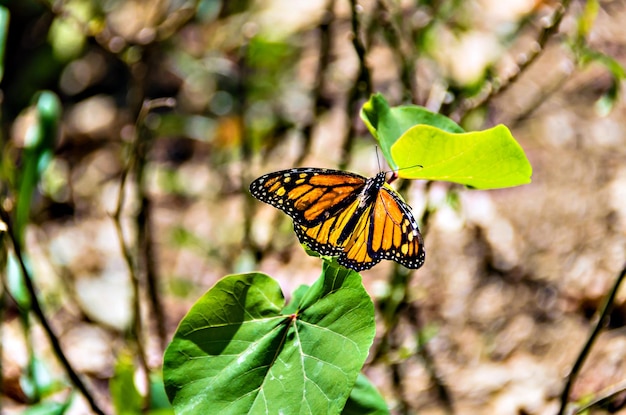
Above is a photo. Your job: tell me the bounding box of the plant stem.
[0,207,105,415]
[558,263,626,415]
[114,97,175,411]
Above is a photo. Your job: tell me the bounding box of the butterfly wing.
[294,175,424,271]
[249,168,367,226]
[251,168,425,271]
[367,185,425,269]
[294,197,381,270]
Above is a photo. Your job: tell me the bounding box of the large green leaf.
[360,93,463,169]
[391,124,532,189]
[163,262,375,414]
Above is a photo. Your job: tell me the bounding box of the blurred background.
[1,0,626,414]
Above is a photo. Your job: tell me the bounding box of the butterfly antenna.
[396,163,424,172]
[375,146,422,183]
[387,162,424,184]
[375,147,397,183]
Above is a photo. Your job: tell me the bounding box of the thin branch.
[451,0,573,122]
[113,97,175,410]
[375,0,417,103]
[114,97,178,219]
[574,378,626,414]
[507,67,571,128]
[297,0,335,166]
[112,198,151,410]
[348,0,371,85]
[112,146,150,412]
[340,0,373,169]
[407,301,454,414]
[133,99,174,352]
[0,207,105,415]
[558,263,626,415]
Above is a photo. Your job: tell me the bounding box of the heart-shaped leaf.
[163,262,375,414]
[391,124,532,189]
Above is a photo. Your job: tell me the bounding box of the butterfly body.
[250,168,425,271]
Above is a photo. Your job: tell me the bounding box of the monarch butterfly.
[249,168,425,271]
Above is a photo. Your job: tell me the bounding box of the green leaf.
[148,373,174,414]
[16,91,62,245]
[574,46,625,116]
[110,350,144,415]
[163,264,375,414]
[22,400,71,415]
[7,253,29,307]
[33,91,62,153]
[578,47,626,79]
[343,373,389,415]
[360,93,464,169]
[20,355,62,401]
[577,0,599,40]
[282,284,309,315]
[47,1,90,61]
[0,6,9,83]
[594,78,619,117]
[391,124,532,189]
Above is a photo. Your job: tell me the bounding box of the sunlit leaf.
[360,93,463,169]
[391,124,532,189]
[163,262,375,414]
[577,0,599,40]
[47,0,92,61]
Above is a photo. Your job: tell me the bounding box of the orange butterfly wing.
[294,198,377,268]
[295,182,424,271]
[368,185,424,269]
[249,168,366,226]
